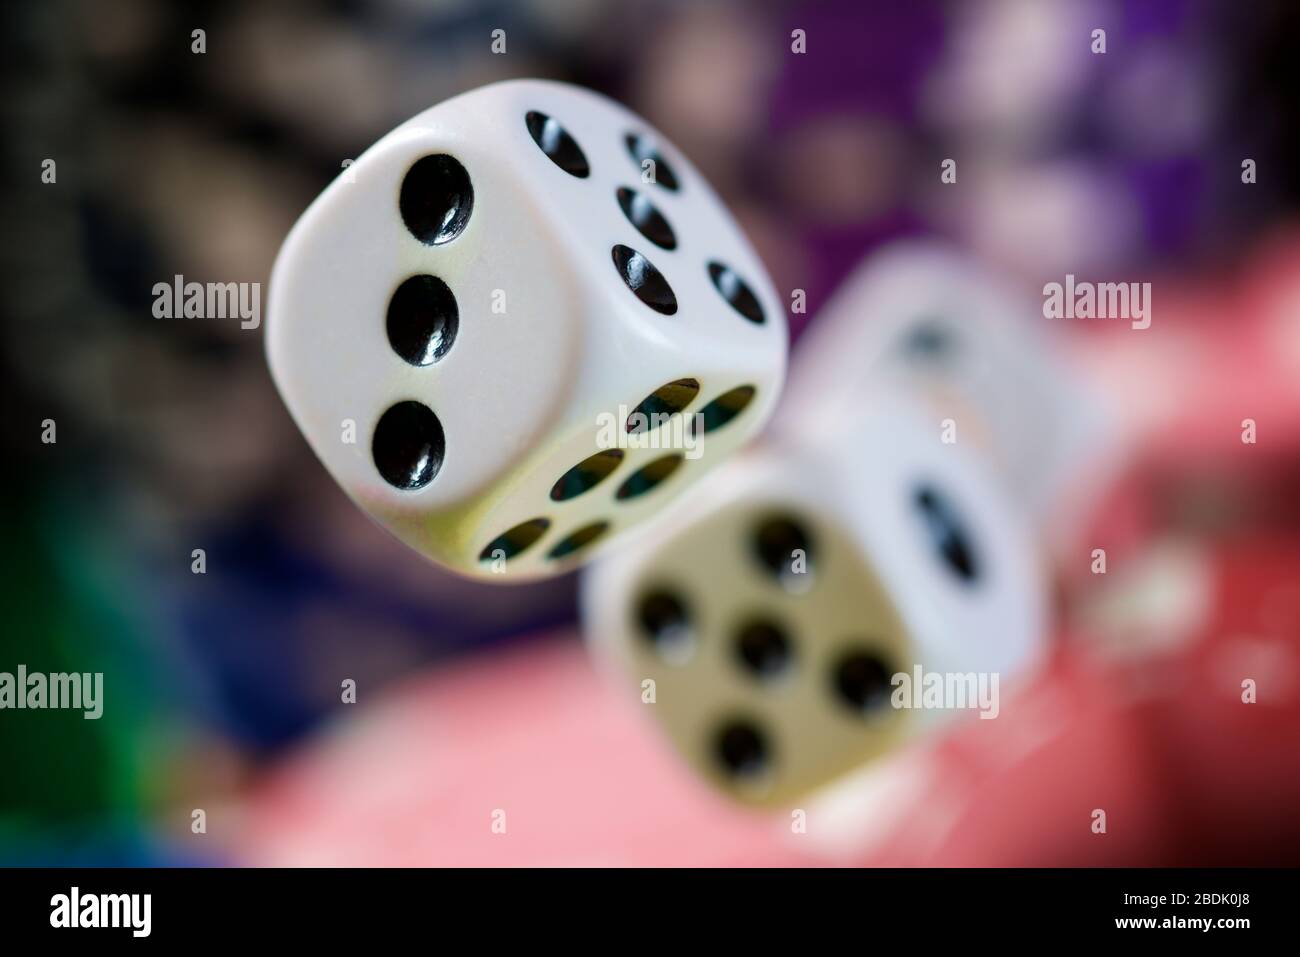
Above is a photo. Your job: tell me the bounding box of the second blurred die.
[582,390,1047,806]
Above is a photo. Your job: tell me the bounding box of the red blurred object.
[1130,535,1300,865]
[1064,236,1300,590]
[847,535,1300,866]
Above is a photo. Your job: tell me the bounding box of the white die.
[581,390,1047,806]
[267,80,786,580]
[780,242,1110,526]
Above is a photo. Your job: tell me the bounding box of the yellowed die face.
[615,498,916,807]
[418,380,767,580]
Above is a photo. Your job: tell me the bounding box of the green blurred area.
[0,483,166,847]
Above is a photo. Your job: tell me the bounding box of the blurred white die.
[781,242,1110,525]
[267,79,785,580]
[582,390,1047,806]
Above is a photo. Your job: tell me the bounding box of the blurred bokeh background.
[2,0,1298,866]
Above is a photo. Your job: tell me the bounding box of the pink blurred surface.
[237,633,815,866]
